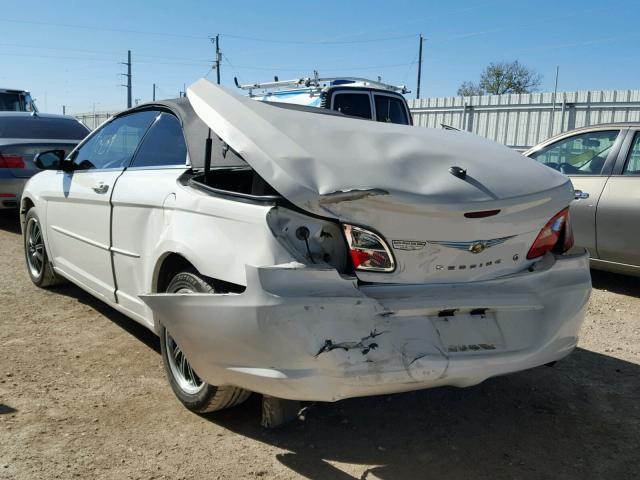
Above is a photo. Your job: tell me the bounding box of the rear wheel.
[159,270,251,413]
[23,209,66,288]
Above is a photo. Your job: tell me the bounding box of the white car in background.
[20,79,591,426]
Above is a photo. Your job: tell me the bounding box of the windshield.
[0,116,89,139]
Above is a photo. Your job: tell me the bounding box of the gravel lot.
[0,209,639,479]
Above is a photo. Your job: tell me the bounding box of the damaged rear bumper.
[141,251,591,402]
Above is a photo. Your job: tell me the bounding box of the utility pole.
[209,35,221,84]
[215,34,221,84]
[120,50,132,108]
[153,83,156,101]
[416,34,424,99]
[548,65,560,138]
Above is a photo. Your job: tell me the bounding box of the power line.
[0,42,213,62]
[219,33,418,45]
[0,17,208,39]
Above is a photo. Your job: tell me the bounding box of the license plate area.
[431,310,505,353]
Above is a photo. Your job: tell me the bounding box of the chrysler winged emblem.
[429,235,516,254]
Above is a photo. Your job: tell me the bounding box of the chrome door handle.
[574,190,589,200]
[93,183,109,194]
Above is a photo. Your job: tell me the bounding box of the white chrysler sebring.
[20,79,591,425]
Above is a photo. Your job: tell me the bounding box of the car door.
[44,111,157,302]
[527,128,625,258]
[595,129,640,266]
[109,112,189,325]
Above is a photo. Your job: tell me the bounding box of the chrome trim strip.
[50,225,110,251]
[110,246,141,258]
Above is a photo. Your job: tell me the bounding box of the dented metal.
[141,251,591,402]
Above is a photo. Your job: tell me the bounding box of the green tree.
[458,61,542,96]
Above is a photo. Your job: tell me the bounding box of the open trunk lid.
[187,79,574,283]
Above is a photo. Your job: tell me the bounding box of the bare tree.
[458,61,542,96]
[457,81,484,96]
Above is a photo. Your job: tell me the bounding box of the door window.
[332,92,372,119]
[622,132,640,175]
[374,94,409,125]
[530,130,619,175]
[71,111,157,170]
[130,113,187,168]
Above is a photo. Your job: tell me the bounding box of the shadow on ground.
[0,209,21,234]
[204,348,639,479]
[591,269,640,298]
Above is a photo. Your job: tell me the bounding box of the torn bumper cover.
[141,251,591,402]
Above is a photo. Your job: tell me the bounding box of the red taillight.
[342,224,395,272]
[527,207,574,259]
[0,154,25,169]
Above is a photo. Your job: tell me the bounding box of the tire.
[159,270,251,413]
[23,208,66,288]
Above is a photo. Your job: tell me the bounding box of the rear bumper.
[141,251,591,402]
[0,175,27,209]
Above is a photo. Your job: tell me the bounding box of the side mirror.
[34,150,66,170]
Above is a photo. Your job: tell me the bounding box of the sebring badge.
[392,240,427,251]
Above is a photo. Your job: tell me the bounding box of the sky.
[1,0,638,114]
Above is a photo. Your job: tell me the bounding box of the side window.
[374,94,409,125]
[529,130,619,175]
[130,113,187,168]
[332,92,372,119]
[623,133,640,175]
[72,111,157,170]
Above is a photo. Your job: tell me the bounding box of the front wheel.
[23,209,66,288]
[159,270,251,413]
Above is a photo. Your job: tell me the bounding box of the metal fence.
[74,111,118,130]
[74,89,640,151]
[408,89,640,150]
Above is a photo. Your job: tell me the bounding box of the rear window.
[332,93,372,119]
[374,94,409,125]
[0,116,89,140]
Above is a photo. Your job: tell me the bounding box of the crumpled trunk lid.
[187,79,574,283]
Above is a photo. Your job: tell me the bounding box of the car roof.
[0,112,76,121]
[561,122,640,133]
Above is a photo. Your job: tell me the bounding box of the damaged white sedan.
[21,78,591,422]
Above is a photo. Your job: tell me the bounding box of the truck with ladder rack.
[235,73,412,125]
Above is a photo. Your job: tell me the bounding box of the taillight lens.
[526,207,574,259]
[0,154,25,169]
[342,224,395,272]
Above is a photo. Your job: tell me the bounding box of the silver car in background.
[0,112,89,208]
[525,123,640,276]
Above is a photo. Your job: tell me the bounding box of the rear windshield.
[332,93,372,119]
[0,116,89,139]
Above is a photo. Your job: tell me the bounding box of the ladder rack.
[233,74,409,94]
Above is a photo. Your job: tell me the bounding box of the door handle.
[574,190,589,200]
[93,183,109,194]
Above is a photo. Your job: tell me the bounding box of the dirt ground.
[0,209,638,480]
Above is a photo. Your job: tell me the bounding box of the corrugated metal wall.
[409,90,640,150]
[73,111,118,130]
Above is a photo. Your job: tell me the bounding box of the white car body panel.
[20,80,592,403]
[43,169,123,303]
